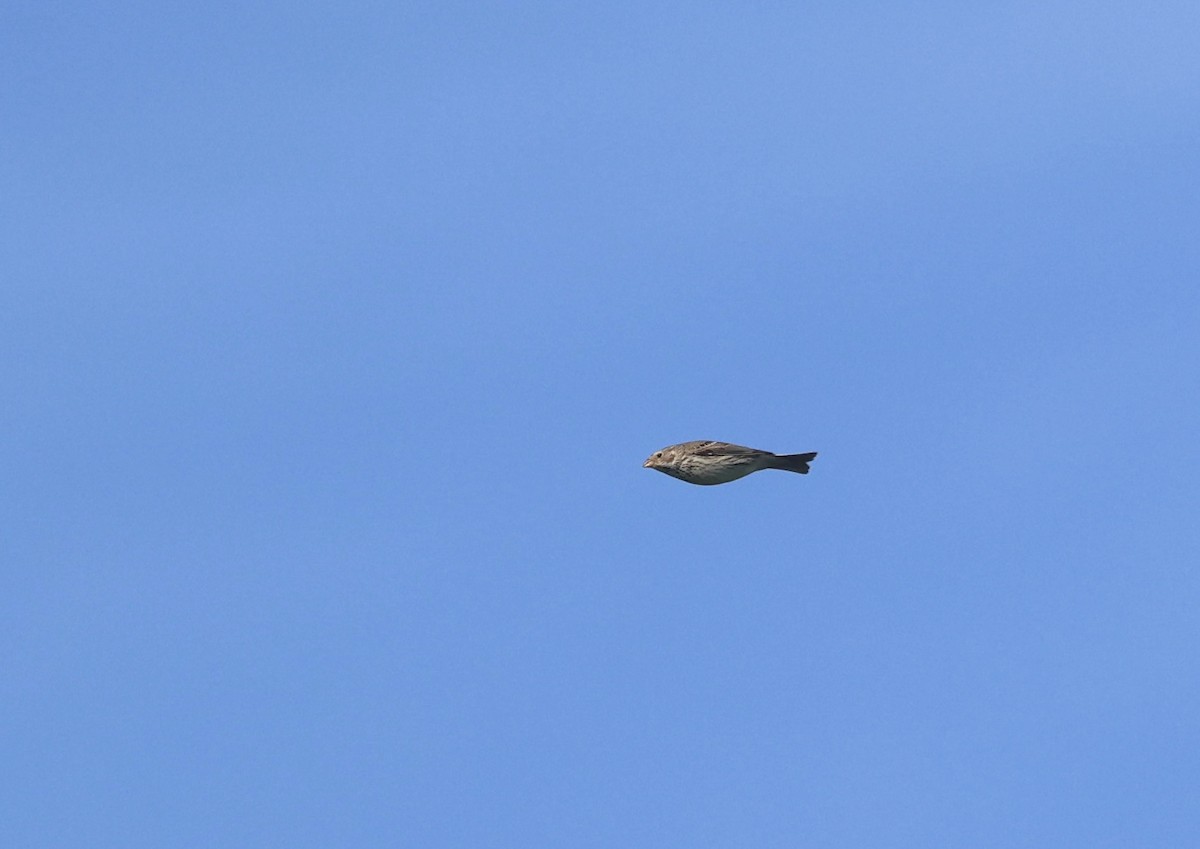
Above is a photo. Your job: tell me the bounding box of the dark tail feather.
[769,451,817,475]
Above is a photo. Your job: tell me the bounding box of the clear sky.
[4,2,1199,846]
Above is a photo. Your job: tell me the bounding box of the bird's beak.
[642,458,653,468]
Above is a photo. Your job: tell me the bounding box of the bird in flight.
[643,441,818,486]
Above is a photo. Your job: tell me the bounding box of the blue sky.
[4,2,1199,846]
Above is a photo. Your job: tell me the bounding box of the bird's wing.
[691,441,760,457]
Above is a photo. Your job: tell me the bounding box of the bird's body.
[643,440,818,486]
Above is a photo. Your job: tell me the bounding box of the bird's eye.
[655,452,662,458]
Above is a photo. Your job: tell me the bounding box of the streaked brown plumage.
[643,441,818,486]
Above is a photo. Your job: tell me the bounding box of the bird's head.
[643,447,678,471]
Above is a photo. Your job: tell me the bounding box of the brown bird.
[643,441,818,486]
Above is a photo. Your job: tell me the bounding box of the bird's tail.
[769,451,818,475]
